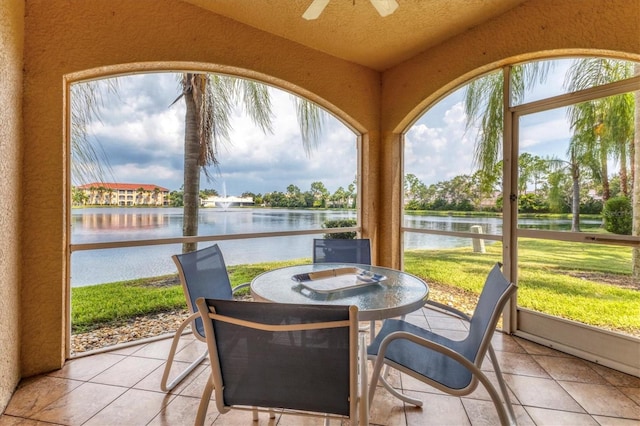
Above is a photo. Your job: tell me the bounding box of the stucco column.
[0,0,25,411]
[375,131,403,269]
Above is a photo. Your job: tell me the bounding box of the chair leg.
[487,345,517,425]
[368,356,423,407]
[195,373,215,426]
[161,315,207,392]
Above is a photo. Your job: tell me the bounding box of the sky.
[77,60,586,196]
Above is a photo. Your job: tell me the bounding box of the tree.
[70,80,119,185]
[310,181,329,207]
[171,73,324,252]
[464,63,553,190]
[565,59,638,276]
[565,59,635,202]
[331,186,348,208]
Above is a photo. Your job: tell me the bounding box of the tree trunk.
[571,164,581,232]
[600,146,610,201]
[182,77,200,254]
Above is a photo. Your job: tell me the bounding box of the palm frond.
[293,96,325,156]
[70,78,119,185]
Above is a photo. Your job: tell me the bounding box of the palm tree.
[70,80,119,185]
[565,59,635,202]
[565,59,638,278]
[464,62,553,191]
[465,59,637,241]
[171,73,324,253]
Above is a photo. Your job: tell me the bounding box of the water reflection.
[71,208,608,287]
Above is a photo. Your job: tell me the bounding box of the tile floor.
[2,306,639,425]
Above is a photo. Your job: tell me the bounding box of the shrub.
[602,196,632,235]
[322,218,357,239]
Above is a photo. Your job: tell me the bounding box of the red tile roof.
[77,183,170,192]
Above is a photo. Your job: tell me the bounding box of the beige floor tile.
[4,376,82,418]
[494,351,550,378]
[463,372,519,404]
[368,383,408,425]
[107,342,147,355]
[589,364,640,388]
[0,415,55,425]
[47,353,125,381]
[29,382,126,425]
[618,386,640,405]
[174,339,209,363]
[512,405,537,426]
[462,398,534,426]
[461,398,502,425]
[558,381,640,419]
[524,406,599,425]
[490,333,527,354]
[179,368,213,399]
[514,338,573,357]
[129,337,186,360]
[212,408,279,425]
[533,355,610,384]
[403,391,471,425]
[147,394,219,426]
[4,337,638,426]
[134,360,206,394]
[591,415,640,425]
[83,388,174,426]
[505,375,585,412]
[90,356,164,387]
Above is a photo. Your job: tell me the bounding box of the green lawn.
[404,239,638,334]
[72,242,639,336]
[71,258,308,333]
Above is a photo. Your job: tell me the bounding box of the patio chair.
[313,238,371,265]
[194,297,368,426]
[160,244,249,392]
[367,263,518,426]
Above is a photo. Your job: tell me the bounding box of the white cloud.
[81,74,357,195]
[78,65,577,195]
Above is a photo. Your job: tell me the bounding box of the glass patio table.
[250,263,429,328]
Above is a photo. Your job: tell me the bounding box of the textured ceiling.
[180,0,527,71]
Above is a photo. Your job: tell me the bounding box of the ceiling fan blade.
[370,0,398,17]
[303,0,330,20]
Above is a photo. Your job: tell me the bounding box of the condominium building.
[75,183,170,206]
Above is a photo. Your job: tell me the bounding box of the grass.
[72,243,639,336]
[71,258,309,333]
[404,239,639,335]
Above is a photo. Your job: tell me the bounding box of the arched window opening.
[403,56,639,373]
[69,72,359,355]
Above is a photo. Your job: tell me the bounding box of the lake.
[70,207,599,286]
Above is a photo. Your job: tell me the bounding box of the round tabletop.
[250,263,429,322]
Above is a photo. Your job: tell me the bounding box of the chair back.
[463,263,517,365]
[196,298,359,419]
[172,244,233,338]
[313,238,371,264]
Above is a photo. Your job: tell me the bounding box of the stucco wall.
[0,0,24,412]
[21,0,380,375]
[376,0,640,266]
[17,0,640,377]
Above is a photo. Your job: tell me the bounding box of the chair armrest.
[425,300,472,322]
[376,330,478,375]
